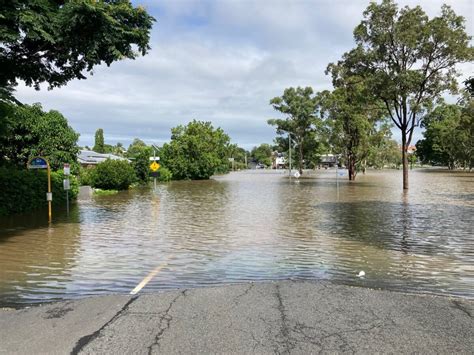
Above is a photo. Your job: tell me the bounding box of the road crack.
[70,296,139,355]
[147,290,187,354]
[452,300,472,318]
[274,284,297,354]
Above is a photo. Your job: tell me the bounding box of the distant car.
[256,163,265,169]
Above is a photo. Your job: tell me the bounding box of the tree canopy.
[319,72,388,180]
[268,87,321,174]
[416,100,473,170]
[250,144,273,167]
[0,103,79,170]
[0,0,155,102]
[161,120,231,180]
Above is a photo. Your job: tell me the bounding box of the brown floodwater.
[0,169,473,306]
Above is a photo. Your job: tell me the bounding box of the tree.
[0,0,154,101]
[330,0,473,189]
[250,144,273,167]
[465,77,474,97]
[416,100,473,169]
[227,143,249,170]
[368,138,402,169]
[268,87,321,174]
[126,138,153,182]
[161,120,231,180]
[0,103,79,170]
[93,129,105,153]
[319,75,387,180]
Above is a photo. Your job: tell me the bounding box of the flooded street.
[0,169,473,306]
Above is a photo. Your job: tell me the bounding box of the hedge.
[0,167,79,216]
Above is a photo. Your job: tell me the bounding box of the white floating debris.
[358,271,365,277]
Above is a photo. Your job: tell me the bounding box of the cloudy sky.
[15,0,473,150]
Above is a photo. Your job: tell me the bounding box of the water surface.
[0,169,473,306]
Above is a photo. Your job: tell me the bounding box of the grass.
[93,189,119,196]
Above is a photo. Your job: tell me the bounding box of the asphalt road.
[1,281,473,354]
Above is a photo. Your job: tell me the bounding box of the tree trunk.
[298,144,304,175]
[348,155,356,181]
[402,132,409,190]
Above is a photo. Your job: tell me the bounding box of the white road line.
[130,256,173,295]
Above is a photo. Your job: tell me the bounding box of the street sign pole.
[63,163,70,216]
[28,156,52,222]
[153,149,157,190]
[47,162,52,223]
[289,134,292,178]
[149,155,160,191]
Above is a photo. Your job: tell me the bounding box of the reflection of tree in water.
[400,192,411,254]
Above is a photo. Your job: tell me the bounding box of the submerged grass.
[93,189,119,196]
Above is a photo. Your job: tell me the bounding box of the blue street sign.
[28,157,48,169]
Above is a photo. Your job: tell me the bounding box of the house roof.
[77,150,130,165]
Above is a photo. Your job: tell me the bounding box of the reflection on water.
[0,169,473,305]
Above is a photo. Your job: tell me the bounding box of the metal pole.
[66,189,69,216]
[289,134,292,178]
[153,148,157,190]
[47,162,52,223]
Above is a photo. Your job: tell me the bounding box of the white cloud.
[15,0,473,149]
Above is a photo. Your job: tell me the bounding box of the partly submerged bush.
[90,159,136,190]
[158,167,172,182]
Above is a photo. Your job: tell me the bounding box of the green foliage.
[89,159,136,190]
[93,129,105,153]
[0,103,79,170]
[250,144,273,166]
[158,167,172,182]
[0,167,78,216]
[367,138,402,169]
[126,138,153,182]
[416,100,473,169]
[93,189,119,196]
[330,0,473,187]
[0,0,155,100]
[268,87,322,174]
[78,166,94,186]
[161,120,231,180]
[227,144,249,170]
[319,76,388,180]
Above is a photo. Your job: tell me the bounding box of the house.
[320,154,337,168]
[77,150,130,168]
[272,151,286,169]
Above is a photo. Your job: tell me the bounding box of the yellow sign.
[150,161,160,172]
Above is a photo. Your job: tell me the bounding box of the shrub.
[78,166,94,186]
[158,167,172,182]
[0,167,79,216]
[90,159,136,190]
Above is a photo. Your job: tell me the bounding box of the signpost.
[63,163,71,216]
[149,154,160,190]
[28,157,52,223]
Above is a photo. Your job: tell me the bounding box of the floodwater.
[0,169,473,306]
